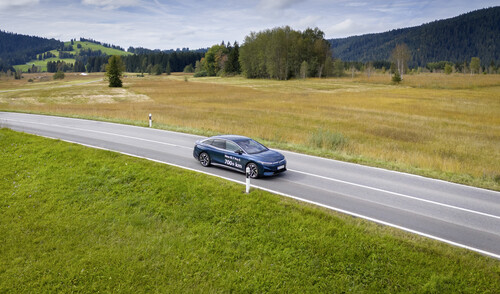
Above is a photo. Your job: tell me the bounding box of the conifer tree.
[106,55,124,87]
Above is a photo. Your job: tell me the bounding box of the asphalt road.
[2,112,499,259]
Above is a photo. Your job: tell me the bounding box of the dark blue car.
[193,135,286,178]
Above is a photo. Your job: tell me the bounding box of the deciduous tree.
[470,57,480,75]
[391,43,410,80]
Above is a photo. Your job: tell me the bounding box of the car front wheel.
[246,162,259,178]
[199,152,211,167]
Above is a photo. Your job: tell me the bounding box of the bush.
[183,64,194,73]
[392,71,402,83]
[53,71,65,80]
[444,64,453,74]
[193,70,208,77]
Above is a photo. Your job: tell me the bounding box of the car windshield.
[236,139,268,154]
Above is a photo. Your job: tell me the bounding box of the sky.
[0,0,498,50]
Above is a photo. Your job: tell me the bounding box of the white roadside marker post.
[245,167,251,194]
[149,113,152,128]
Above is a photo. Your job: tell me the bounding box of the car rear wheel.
[199,152,211,167]
[246,162,259,178]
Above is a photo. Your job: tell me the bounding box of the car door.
[223,140,245,171]
[209,139,226,164]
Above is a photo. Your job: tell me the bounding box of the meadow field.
[1,129,499,292]
[1,72,499,190]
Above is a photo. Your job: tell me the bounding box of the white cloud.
[327,18,355,34]
[294,15,322,28]
[259,0,302,10]
[0,0,38,9]
[82,0,142,10]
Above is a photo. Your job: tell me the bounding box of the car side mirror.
[235,149,243,155]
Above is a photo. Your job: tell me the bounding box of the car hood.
[250,149,285,163]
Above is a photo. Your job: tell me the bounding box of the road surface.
[1,112,499,259]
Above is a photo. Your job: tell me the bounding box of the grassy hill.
[64,41,132,56]
[14,40,131,72]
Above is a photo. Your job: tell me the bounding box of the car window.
[236,139,268,154]
[202,139,213,145]
[226,141,241,152]
[211,139,225,149]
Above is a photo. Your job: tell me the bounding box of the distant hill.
[328,7,500,66]
[0,31,63,71]
[14,39,131,72]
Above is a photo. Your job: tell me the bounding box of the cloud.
[328,18,355,34]
[259,0,303,10]
[0,0,39,9]
[82,0,142,10]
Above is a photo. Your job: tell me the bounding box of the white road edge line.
[24,134,500,260]
[288,169,500,220]
[2,118,192,150]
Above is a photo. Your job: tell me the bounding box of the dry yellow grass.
[1,72,499,190]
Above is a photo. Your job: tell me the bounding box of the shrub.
[183,64,194,73]
[53,71,65,80]
[194,71,208,77]
[392,71,402,83]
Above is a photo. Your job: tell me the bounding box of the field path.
[2,112,499,259]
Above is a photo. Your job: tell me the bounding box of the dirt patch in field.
[0,88,151,105]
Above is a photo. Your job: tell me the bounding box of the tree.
[332,59,344,77]
[470,57,480,75]
[183,64,194,73]
[299,61,308,79]
[392,71,402,83]
[165,61,171,75]
[239,26,332,80]
[106,55,125,87]
[390,43,410,80]
[224,41,240,75]
[203,44,228,76]
[365,61,374,77]
[152,64,162,75]
[444,64,453,74]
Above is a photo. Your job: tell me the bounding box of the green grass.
[65,41,132,56]
[14,58,76,72]
[1,129,499,292]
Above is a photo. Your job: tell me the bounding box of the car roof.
[209,135,250,142]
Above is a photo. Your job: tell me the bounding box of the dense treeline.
[124,51,204,73]
[329,7,500,67]
[127,46,208,54]
[238,27,332,79]
[44,51,204,74]
[0,30,63,71]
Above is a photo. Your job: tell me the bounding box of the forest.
[0,30,63,72]
[329,6,500,67]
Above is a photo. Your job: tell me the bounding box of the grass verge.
[1,129,499,292]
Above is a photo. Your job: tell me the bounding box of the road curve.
[1,112,499,259]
